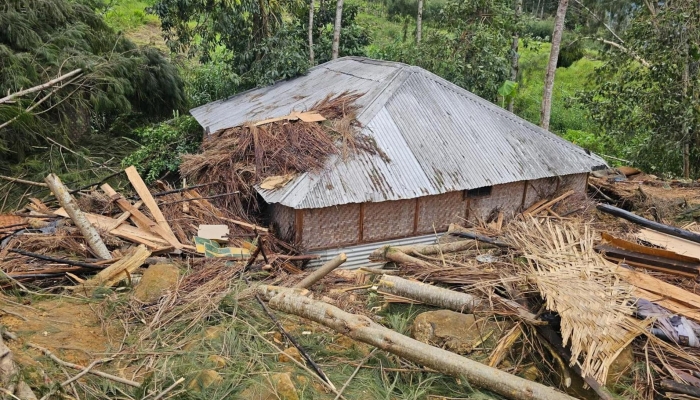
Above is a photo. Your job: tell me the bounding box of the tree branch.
[0,69,82,105]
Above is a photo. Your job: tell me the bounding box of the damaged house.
[190,57,606,266]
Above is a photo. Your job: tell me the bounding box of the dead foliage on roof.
[180,92,385,215]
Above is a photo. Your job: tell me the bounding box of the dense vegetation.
[1,0,700,210]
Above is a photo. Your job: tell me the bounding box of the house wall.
[301,203,361,249]
[468,181,526,222]
[270,172,588,251]
[416,192,466,234]
[362,199,415,241]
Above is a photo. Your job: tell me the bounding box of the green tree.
[0,0,185,169]
[584,0,700,177]
[372,0,515,102]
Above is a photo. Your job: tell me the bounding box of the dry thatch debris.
[180,92,385,215]
[506,218,650,384]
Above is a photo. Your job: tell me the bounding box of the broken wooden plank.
[253,111,326,126]
[614,265,700,310]
[45,173,112,260]
[80,245,151,289]
[54,208,171,249]
[598,204,700,244]
[124,166,177,242]
[527,190,574,216]
[601,232,700,264]
[637,229,700,259]
[633,288,700,322]
[101,183,183,250]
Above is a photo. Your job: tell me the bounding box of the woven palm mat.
[507,218,650,384]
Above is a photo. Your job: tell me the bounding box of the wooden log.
[659,379,700,398]
[260,287,575,400]
[294,253,347,289]
[377,274,480,312]
[370,247,435,269]
[376,275,543,325]
[597,204,700,244]
[45,173,112,260]
[380,240,477,257]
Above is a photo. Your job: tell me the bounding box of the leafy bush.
[122,115,202,183]
[185,59,241,108]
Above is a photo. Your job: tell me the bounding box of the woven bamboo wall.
[469,181,526,222]
[559,173,588,200]
[363,199,415,241]
[269,204,296,243]
[524,177,559,209]
[301,203,361,250]
[416,192,466,234]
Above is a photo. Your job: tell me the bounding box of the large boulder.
[411,310,503,354]
[133,264,179,303]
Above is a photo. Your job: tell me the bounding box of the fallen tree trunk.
[377,274,480,312]
[294,253,346,289]
[45,173,112,260]
[597,204,700,244]
[259,287,574,400]
[377,275,543,325]
[375,248,435,269]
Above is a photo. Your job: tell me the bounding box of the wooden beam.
[124,166,177,242]
[101,183,183,250]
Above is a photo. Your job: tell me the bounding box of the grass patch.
[101,0,159,32]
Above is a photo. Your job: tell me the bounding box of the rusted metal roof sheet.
[191,57,607,209]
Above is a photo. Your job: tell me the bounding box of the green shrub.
[122,115,202,183]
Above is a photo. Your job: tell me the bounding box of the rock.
[187,370,223,392]
[133,264,179,303]
[278,347,302,363]
[411,310,504,354]
[239,372,299,400]
[207,355,227,369]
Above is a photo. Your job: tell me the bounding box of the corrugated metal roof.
[190,57,607,209]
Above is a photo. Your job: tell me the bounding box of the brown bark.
[416,0,424,44]
[539,0,568,131]
[308,0,315,64]
[45,173,112,260]
[294,253,347,289]
[331,0,344,59]
[261,288,575,400]
[508,0,522,112]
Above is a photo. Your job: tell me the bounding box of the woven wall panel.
[469,181,525,222]
[417,192,466,234]
[559,173,588,200]
[302,203,361,250]
[363,199,415,241]
[524,177,559,209]
[270,204,296,243]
